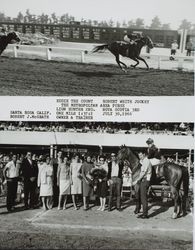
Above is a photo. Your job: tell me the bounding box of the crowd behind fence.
[0,122,193,136]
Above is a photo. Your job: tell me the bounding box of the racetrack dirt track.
[0,57,194,96]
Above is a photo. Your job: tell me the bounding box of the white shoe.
[101,206,105,211]
[97,206,102,211]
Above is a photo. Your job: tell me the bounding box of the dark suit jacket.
[107,161,123,180]
[21,158,38,180]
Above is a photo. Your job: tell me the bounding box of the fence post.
[157,56,161,69]
[13,46,18,58]
[188,149,192,174]
[54,146,57,158]
[50,145,54,158]
[46,48,52,60]
[81,51,85,63]
[175,152,178,163]
[178,57,184,70]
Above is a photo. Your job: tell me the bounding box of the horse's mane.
[117,145,140,168]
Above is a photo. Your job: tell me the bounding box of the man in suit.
[51,151,63,207]
[107,153,123,211]
[21,152,38,209]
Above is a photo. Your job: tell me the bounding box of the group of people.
[0,138,182,219]
[170,39,194,60]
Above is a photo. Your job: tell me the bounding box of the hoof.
[130,65,135,68]
[172,212,177,219]
[122,68,127,73]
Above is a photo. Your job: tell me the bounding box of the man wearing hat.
[146,138,161,166]
[107,153,123,211]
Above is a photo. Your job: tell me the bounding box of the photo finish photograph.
[0,0,194,96]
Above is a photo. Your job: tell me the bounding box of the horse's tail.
[92,44,109,53]
[181,167,189,197]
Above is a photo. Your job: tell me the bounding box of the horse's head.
[7,32,21,43]
[142,36,154,49]
[117,145,139,170]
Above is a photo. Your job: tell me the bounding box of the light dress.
[70,161,82,195]
[58,162,71,195]
[38,163,53,197]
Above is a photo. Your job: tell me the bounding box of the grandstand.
[0,122,194,167]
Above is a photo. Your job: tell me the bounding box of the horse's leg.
[130,58,139,68]
[178,192,183,216]
[171,186,179,219]
[179,190,187,217]
[136,56,149,69]
[115,55,127,72]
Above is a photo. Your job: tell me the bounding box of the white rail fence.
[4,44,194,71]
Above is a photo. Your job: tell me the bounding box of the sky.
[1,0,195,29]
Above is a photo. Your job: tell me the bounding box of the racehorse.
[92,35,154,72]
[117,145,189,219]
[0,32,21,56]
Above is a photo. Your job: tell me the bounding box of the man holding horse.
[132,151,152,219]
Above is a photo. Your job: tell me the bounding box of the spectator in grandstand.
[81,155,94,210]
[186,39,193,56]
[3,154,21,212]
[57,155,71,210]
[70,154,82,210]
[21,152,39,209]
[91,155,108,212]
[132,151,152,219]
[170,40,178,60]
[179,122,187,131]
[37,155,53,210]
[107,153,123,212]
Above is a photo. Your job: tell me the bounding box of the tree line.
[0,9,194,31]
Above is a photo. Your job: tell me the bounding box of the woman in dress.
[37,155,53,210]
[57,155,71,210]
[81,155,94,210]
[91,155,108,211]
[70,154,82,210]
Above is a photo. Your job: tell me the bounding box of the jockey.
[146,138,161,166]
[124,33,138,45]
